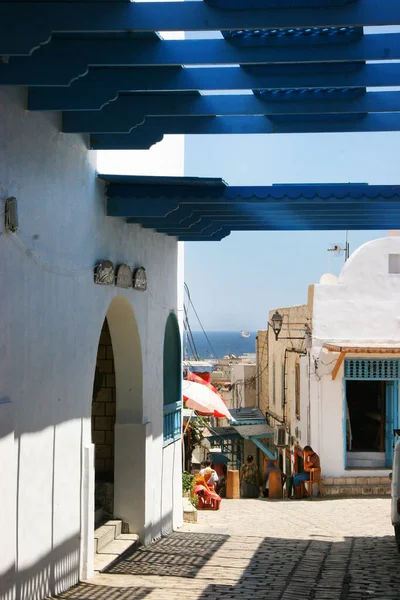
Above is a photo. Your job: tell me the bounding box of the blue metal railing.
[163,401,182,446]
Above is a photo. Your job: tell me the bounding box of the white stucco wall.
[231,363,256,408]
[0,87,182,600]
[310,236,400,477]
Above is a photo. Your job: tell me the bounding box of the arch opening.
[163,312,182,445]
[91,296,145,537]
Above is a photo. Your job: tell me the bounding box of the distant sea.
[187,331,257,360]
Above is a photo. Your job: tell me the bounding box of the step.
[323,476,391,486]
[323,476,391,497]
[94,533,140,572]
[323,484,391,496]
[94,520,122,553]
[183,497,198,524]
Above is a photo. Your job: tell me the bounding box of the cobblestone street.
[55,498,398,600]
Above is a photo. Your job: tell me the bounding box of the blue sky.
[184,131,399,331]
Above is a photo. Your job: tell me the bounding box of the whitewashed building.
[264,236,400,493]
[0,88,184,599]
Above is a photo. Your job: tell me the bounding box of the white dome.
[319,273,338,285]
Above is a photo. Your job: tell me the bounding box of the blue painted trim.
[0,1,399,56]
[163,401,182,415]
[63,91,400,134]
[90,114,400,150]
[250,437,277,460]
[386,382,397,468]
[105,181,400,236]
[29,63,400,111]
[5,33,400,86]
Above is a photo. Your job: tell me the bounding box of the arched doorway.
[91,296,144,534]
[92,318,116,524]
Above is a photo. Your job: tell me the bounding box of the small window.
[389,254,400,274]
[295,363,300,420]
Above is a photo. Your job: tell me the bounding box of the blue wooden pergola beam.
[153,215,400,230]
[161,217,400,236]
[131,207,400,227]
[1,1,400,55]
[63,91,400,134]
[4,34,400,87]
[91,114,400,150]
[28,63,400,112]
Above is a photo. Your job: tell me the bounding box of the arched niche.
[163,312,182,408]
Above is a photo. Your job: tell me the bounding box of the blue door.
[385,381,399,468]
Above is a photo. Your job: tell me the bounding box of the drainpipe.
[255,335,259,408]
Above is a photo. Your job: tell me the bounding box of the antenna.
[327,231,350,265]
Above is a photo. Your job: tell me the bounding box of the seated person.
[288,446,320,498]
[192,471,221,510]
[199,460,219,488]
[263,460,287,498]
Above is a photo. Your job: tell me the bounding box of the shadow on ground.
[54,531,400,599]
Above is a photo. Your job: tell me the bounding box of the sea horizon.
[186,330,258,360]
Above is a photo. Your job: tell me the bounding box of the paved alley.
[53,498,398,600]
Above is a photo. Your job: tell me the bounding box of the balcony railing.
[163,401,182,446]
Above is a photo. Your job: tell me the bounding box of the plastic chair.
[304,468,323,500]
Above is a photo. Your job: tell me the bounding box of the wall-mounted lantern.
[269,310,309,342]
[270,311,283,341]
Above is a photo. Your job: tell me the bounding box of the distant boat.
[240,331,251,338]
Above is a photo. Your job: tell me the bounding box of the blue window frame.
[163,313,182,446]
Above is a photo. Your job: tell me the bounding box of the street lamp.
[271,311,283,341]
[269,310,309,341]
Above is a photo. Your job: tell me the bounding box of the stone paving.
[54,497,399,600]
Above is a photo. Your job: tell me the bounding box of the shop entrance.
[345,370,399,469]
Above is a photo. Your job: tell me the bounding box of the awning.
[324,344,400,354]
[323,343,400,381]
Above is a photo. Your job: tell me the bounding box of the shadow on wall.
[53,530,400,600]
[0,533,80,600]
[0,512,176,600]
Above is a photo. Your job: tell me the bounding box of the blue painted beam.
[154,215,400,229]
[106,183,400,203]
[31,62,400,112]
[162,218,400,235]
[131,207,400,228]
[1,1,400,55]
[91,114,400,150]
[6,33,400,86]
[63,91,400,134]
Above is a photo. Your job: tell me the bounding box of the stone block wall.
[92,319,116,478]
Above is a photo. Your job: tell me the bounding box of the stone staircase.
[322,476,391,497]
[94,519,139,572]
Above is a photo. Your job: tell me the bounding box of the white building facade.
[0,88,183,600]
[310,236,400,478]
[265,236,400,485]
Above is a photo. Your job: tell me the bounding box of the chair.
[268,470,283,499]
[304,468,323,500]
